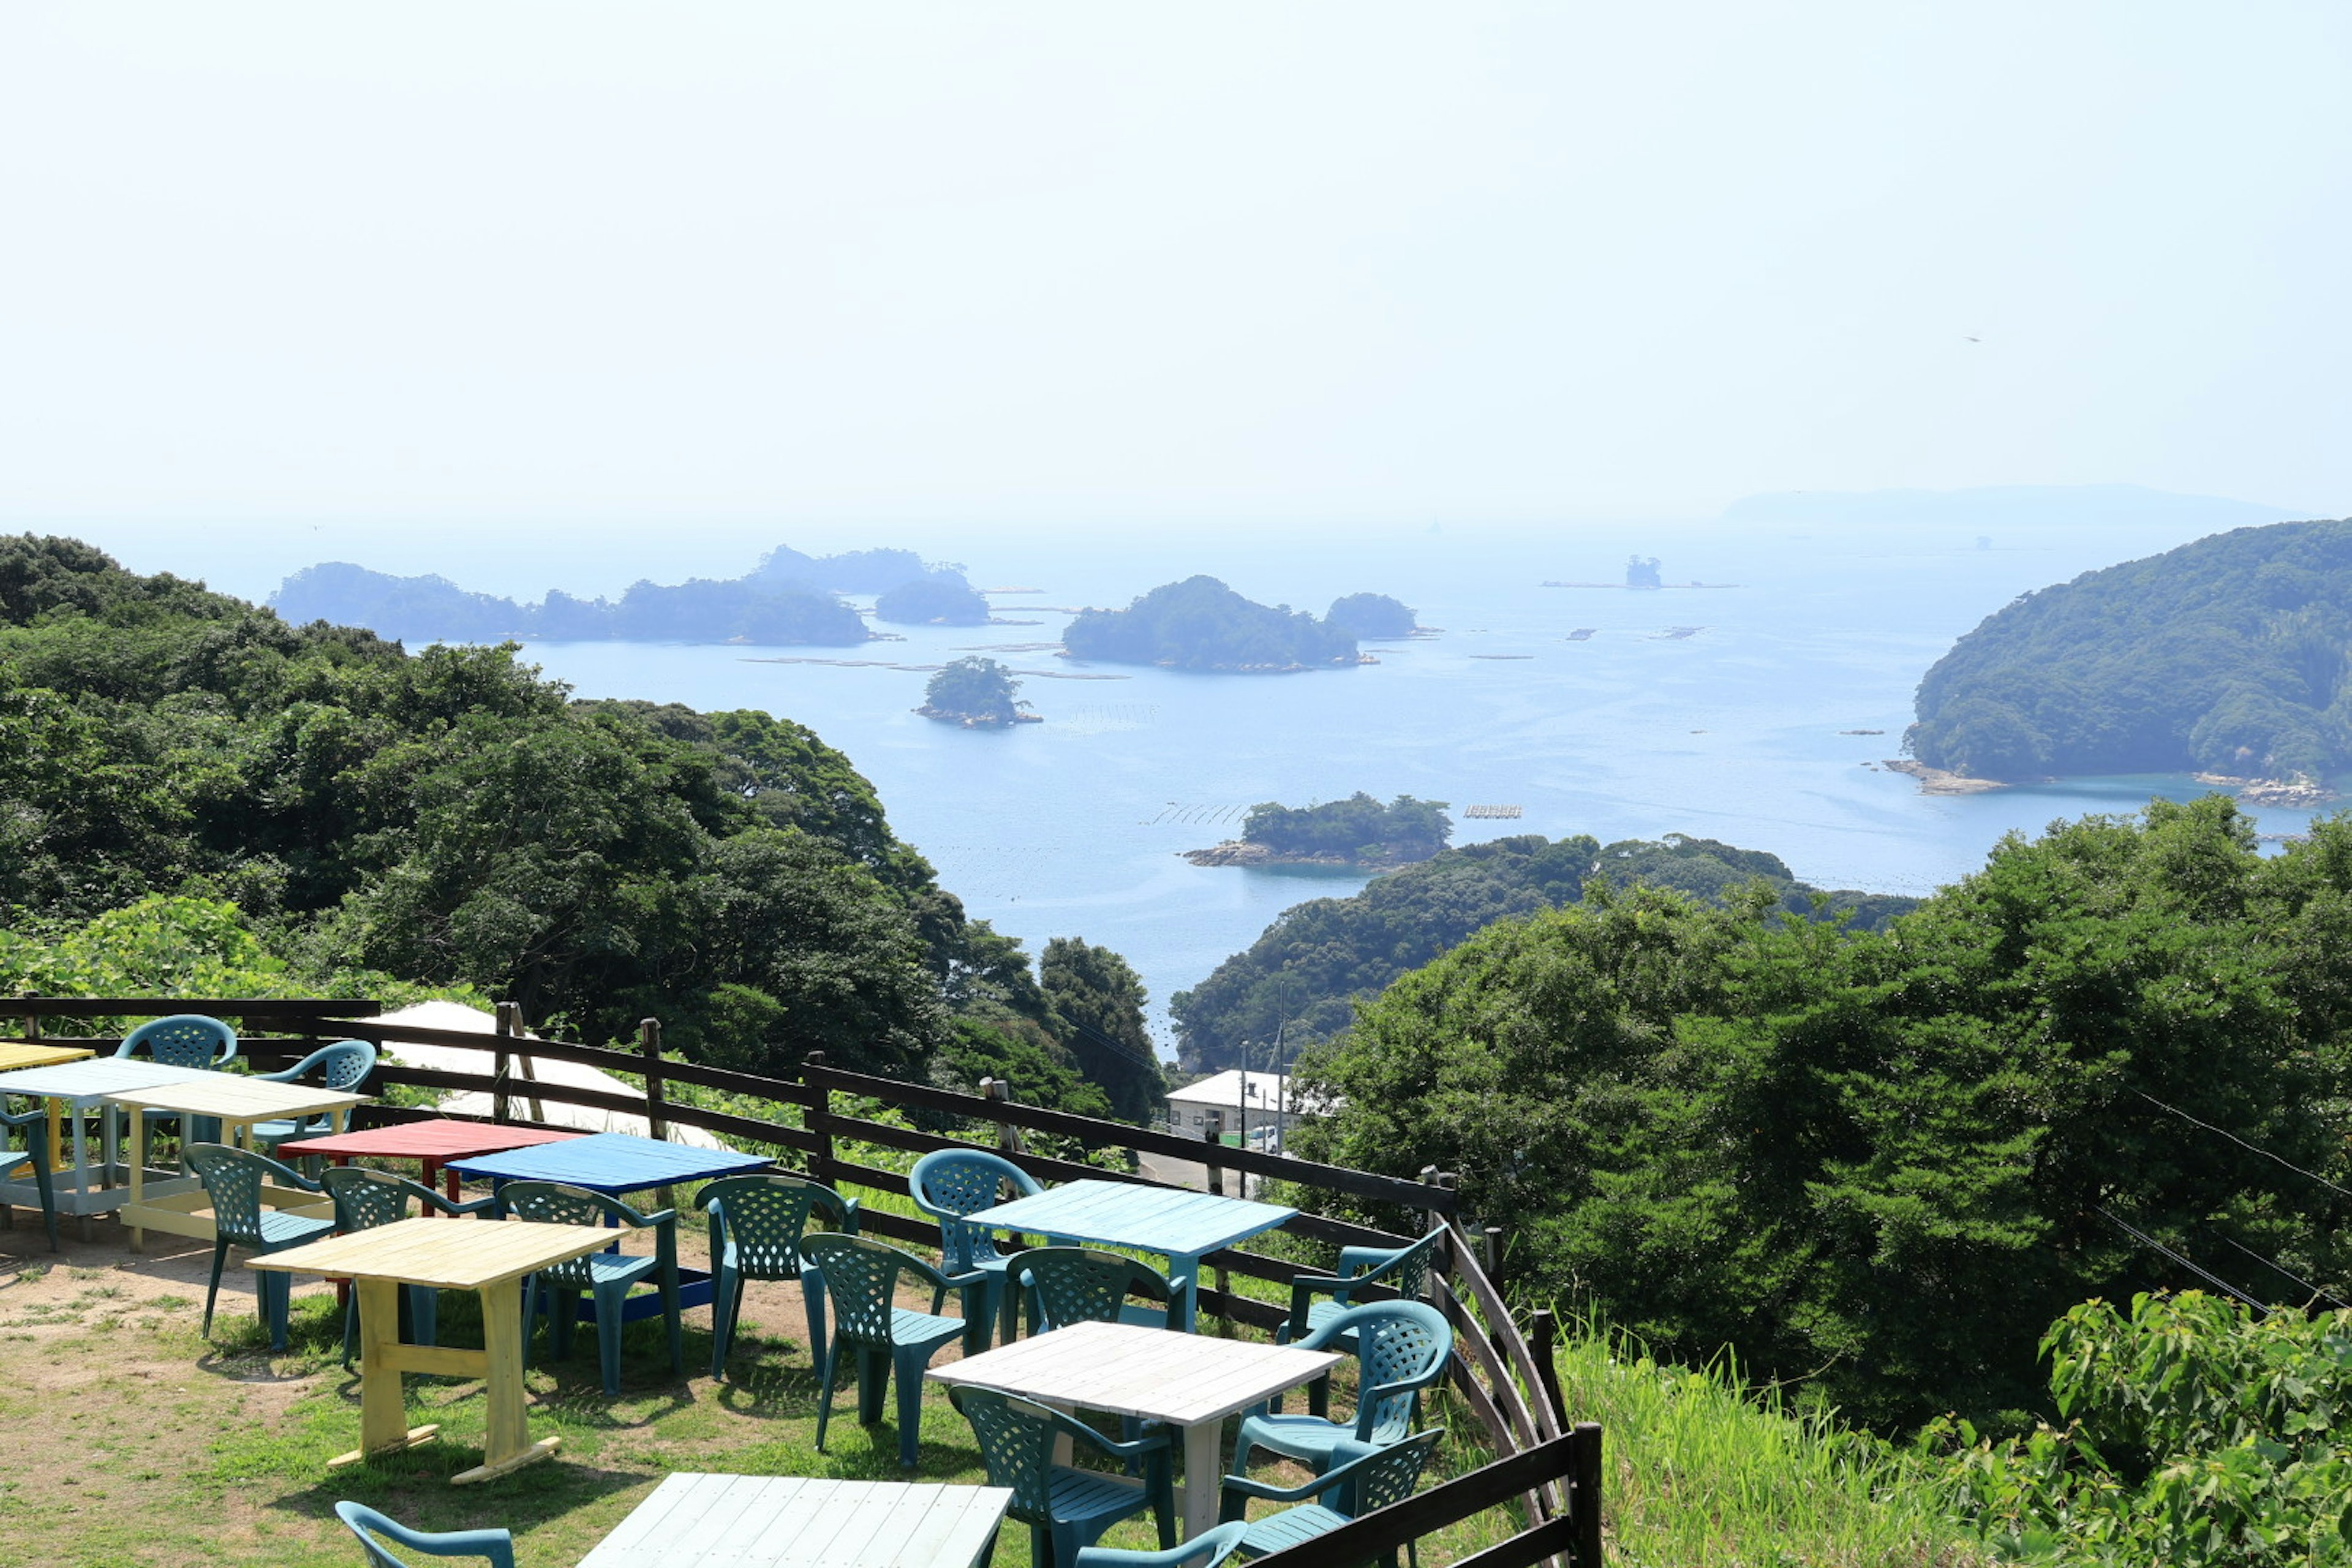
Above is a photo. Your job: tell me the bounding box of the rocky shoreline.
[1182,840,1425,869]
[2193,772,2336,807]
[914,705,1042,728]
[1883,759,2011,794]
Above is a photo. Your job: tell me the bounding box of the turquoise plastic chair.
[1074,1523,1251,1568]
[695,1172,859,1380]
[1276,1227,1445,1417]
[0,1100,58,1251]
[115,1013,238,1157]
[800,1232,982,1467]
[910,1147,1051,1353]
[1018,1246,1185,1335]
[184,1144,335,1352]
[251,1040,377,1164]
[320,1166,494,1368]
[949,1384,1177,1568]
[335,1501,514,1568]
[499,1180,682,1396]
[1220,1430,1446,1568]
[1232,1302,1452,1479]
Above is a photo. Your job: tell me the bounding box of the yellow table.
[0,1042,96,1174]
[105,1077,365,1248]
[251,1215,614,1483]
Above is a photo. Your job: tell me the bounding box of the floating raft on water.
[1464,804,1525,820]
[1565,628,1596,641]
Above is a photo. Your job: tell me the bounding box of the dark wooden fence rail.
[7,998,1599,1564]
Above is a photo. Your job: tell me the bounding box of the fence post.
[639,1018,669,1142]
[1204,1113,1225,1196]
[805,1052,835,1186]
[981,1077,1025,1156]
[1570,1422,1605,1567]
[18,1000,37,1044]
[492,1001,517,1126]
[1530,1308,1569,1428]
[1483,1223,1504,1283]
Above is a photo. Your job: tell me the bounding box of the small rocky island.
[918,656,1041,728]
[1061,576,1370,672]
[1186,793,1450,867]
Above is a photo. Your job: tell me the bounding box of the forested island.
[1061,576,1363,672]
[918,656,1039,728]
[1322,592,1421,639]
[1907,517,2352,787]
[271,545,997,646]
[0,534,1155,1121]
[1185,793,1450,867]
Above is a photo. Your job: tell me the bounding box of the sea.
[64,500,2328,1051]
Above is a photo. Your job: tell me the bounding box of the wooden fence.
[8,997,1604,1565]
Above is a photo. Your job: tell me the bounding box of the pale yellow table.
[251,1215,614,1484]
[104,1077,365,1247]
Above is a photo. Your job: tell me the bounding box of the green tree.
[922,657,1025,723]
[1041,937,1164,1123]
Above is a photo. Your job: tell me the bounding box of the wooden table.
[929,1319,1340,1538]
[0,1042,96,1072]
[967,1179,1298,1332]
[276,1118,585,1204]
[250,1215,613,1484]
[107,1077,366,1248]
[576,1474,1015,1568]
[0,1058,219,1234]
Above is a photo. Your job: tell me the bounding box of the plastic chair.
[695,1172,859,1381]
[910,1146,1053,1352]
[251,1040,377,1164]
[0,1100,59,1251]
[115,1013,238,1158]
[1231,1302,1453,1479]
[335,1501,515,1568]
[499,1180,682,1396]
[1277,1227,1446,1418]
[1220,1430,1446,1568]
[1074,1523,1251,1568]
[185,1143,335,1352]
[320,1166,494,1368]
[1018,1246,1185,1335]
[949,1384,1177,1568]
[800,1231,983,1467]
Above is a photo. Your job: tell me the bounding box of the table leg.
[1179,1419,1223,1539]
[127,1109,145,1251]
[330,1277,440,1470]
[454,1276,560,1484]
[428,1159,455,1208]
[1174,1253,1202,1334]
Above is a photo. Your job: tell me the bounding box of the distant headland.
[1185,793,1450,868]
[1061,576,1399,673]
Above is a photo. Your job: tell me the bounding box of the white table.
[576,1474,1015,1568]
[929,1318,1340,1538]
[0,1058,220,1230]
[966,1179,1297,1332]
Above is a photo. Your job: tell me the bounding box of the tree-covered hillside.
[1062,576,1360,672]
[0,534,1151,1115]
[1238,793,1451,862]
[276,561,869,647]
[1171,831,1913,1071]
[1908,518,2352,780]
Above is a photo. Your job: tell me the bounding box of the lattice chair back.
[119,1013,236,1068]
[1388,1229,1441,1301]
[798,1232,916,1349]
[911,1148,1037,1271]
[1330,1428,1446,1515]
[280,1039,376,1091]
[1022,1246,1171,1332]
[1336,1301,1453,1442]
[500,1182,619,1290]
[185,1143,279,1247]
[322,1167,424,1232]
[698,1174,849,1278]
[948,1385,1066,1523]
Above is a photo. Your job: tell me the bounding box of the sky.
[4,2,2350,540]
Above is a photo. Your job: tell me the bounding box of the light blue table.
[968,1178,1297,1332]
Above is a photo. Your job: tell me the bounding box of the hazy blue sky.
[6,2,2348,535]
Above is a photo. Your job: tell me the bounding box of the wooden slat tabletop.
[443,1131,772,1193]
[928,1319,1340,1425]
[0,1043,96,1072]
[277,1118,585,1162]
[970,1178,1295,1258]
[0,1058,219,1104]
[247,1215,612,1290]
[577,1473,1013,1568]
[104,1076,367,1121]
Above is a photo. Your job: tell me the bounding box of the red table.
[277,1118,586,1204]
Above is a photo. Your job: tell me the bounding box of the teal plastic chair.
[320,1166,494,1368]
[335,1501,514,1568]
[0,1100,59,1251]
[499,1180,682,1396]
[1074,1523,1251,1568]
[800,1232,983,1467]
[1276,1227,1445,1417]
[910,1147,1052,1353]
[1018,1246,1185,1335]
[184,1143,335,1352]
[695,1172,859,1380]
[251,1040,377,1164]
[949,1384,1177,1568]
[1220,1430,1446,1568]
[1232,1302,1452,1479]
[116,1013,238,1156]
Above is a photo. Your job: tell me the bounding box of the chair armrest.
[1335,1244,1396,1279]
[1075,1521,1250,1568]
[1284,1272,1352,1339]
[336,1502,515,1568]
[624,1206,679,1231]
[1218,1439,1396,1514]
[422,1191,498,1218]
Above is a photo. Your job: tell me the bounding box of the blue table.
[968,1178,1297,1332]
[445,1132,774,1320]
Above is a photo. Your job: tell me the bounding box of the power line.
[2094,1206,2271,1315]
[2217,1235,2351,1310]
[2130,1088,2352,1202]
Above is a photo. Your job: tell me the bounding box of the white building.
[1163,1069,1324,1150]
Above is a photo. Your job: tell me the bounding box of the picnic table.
[0,1058,221,1235]
[930,1317,1340,1538]
[276,1118,585,1204]
[250,1215,614,1484]
[966,1178,1297,1332]
[576,1474,1016,1568]
[107,1076,365,1248]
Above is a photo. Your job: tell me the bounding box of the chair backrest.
[1327,1429,1446,1515]
[335,1501,516,1568]
[1317,1301,1453,1442]
[948,1384,1066,1524]
[1019,1246,1172,1333]
[322,1166,428,1232]
[799,1232,922,1350]
[696,1174,850,1280]
[186,1144,295,1247]
[910,1148,1038,1270]
[500,1180,632,1288]
[1381,1229,1444,1302]
[118,1014,236,1069]
[277,1039,377,1092]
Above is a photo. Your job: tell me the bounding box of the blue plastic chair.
[910,1147,1054,1353]
[1231,1302,1452,1479]
[499,1180,682,1396]
[321,1166,494,1368]
[801,1231,983,1467]
[949,1384,1177,1568]
[1220,1430,1446,1568]
[115,1013,238,1157]
[1074,1523,1251,1568]
[1276,1227,1445,1417]
[251,1040,377,1164]
[695,1172,859,1381]
[184,1143,335,1352]
[0,1099,58,1251]
[1018,1246,1185,1335]
[335,1501,514,1568]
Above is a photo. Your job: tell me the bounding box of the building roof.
[1165,1068,1317,1112]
